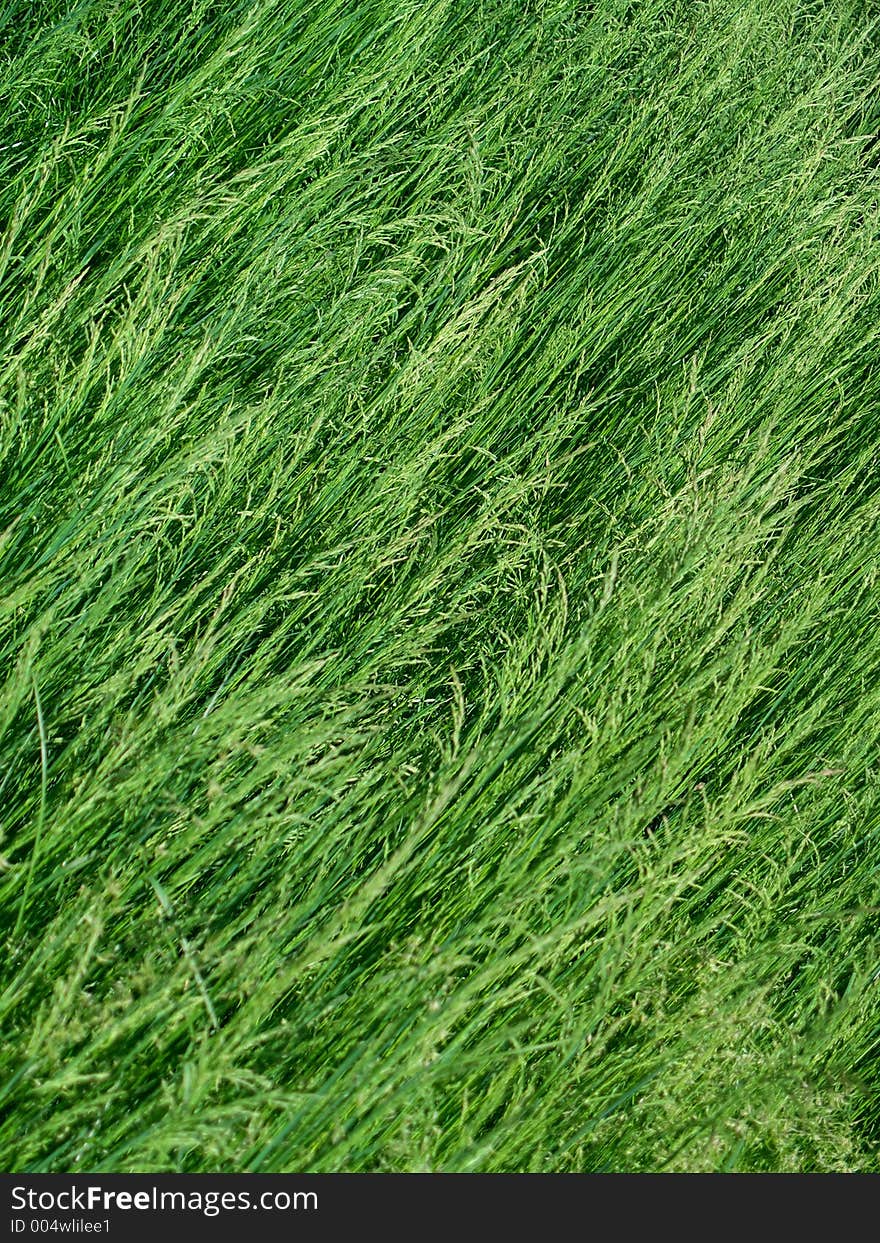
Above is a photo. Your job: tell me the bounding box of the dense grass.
[2,0,880,1172]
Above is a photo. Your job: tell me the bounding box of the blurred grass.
[1,0,880,1171]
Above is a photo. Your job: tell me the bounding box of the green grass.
[2,0,880,1172]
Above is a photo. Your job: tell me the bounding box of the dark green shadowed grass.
[1,0,880,1171]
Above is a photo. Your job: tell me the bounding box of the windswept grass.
[2,0,880,1172]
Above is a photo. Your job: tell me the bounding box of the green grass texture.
[2,0,880,1172]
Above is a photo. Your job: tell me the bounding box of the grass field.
[2,0,880,1172]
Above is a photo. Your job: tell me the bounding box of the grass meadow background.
[2,0,880,1171]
